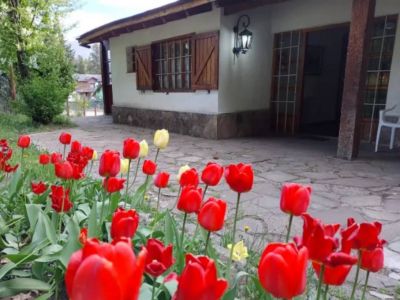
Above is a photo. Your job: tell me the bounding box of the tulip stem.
[350,250,362,300]
[316,264,325,300]
[227,192,241,281]
[151,279,156,300]
[124,159,132,208]
[63,144,66,160]
[285,214,294,243]
[180,213,187,248]
[361,271,370,300]
[173,186,182,210]
[204,231,211,255]
[156,188,161,211]
[154,148,160,163]
[323,284,329,300]
[130,158,141,190]
[202,184,208,201]
[20,148,24,170]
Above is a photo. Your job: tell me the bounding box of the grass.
[0,112,75,173]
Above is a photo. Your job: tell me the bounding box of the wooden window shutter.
[192,31,219,90]
[135,45,152,90]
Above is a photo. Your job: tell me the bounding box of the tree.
[87,43,101,74]
[74,55,88,74]
[0,0,75,79]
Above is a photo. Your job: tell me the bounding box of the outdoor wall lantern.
[233,14,253,56]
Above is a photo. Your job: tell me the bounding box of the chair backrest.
[379,105,398,123]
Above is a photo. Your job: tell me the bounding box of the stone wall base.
[112,106,269,139]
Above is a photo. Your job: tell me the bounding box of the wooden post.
[337,0,375,159]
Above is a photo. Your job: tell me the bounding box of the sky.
[65,0,178,58]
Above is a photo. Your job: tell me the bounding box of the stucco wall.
[218,6,272,114]
[109,9,220,114]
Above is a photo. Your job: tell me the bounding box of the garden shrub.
[20,74,70,124]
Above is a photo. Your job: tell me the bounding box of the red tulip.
[179,168,199,187]
[142,159,157,175]
[59,132,72,145]
[299,214,339,264]
[17,135,30,148]
[55,161,74,179]
[144,238,174,277]
[70,140,82,153]
[344,219,382,251]
[198,198,227,232]
[51,152,63,164]
[361,240,386,272]
[225,163,253,193]
[65,238,147,300]
[31,181,47,195]
[72,163,85,180]
[312,263,353,286]
[79,228,88,244]
[81,146,94,160]
[201,163,223,186]
[173,254,228,300]
[154,172,170,188]
[39,154,51,165]
[4,164,18,173]
[123,138,140,160]
[111,208,139,241]
[99,150,120,177]
[177,186,203,214]
[258,243,308,299]
[280,183,312,216]
[50,185,73,213]
[103,177,126,193]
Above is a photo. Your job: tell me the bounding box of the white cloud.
[64,10,116,41]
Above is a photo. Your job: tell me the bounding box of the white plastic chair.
[375,105,400,152]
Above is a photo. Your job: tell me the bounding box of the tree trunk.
[8,64,17,100]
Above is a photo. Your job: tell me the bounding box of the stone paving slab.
[30,116,400,293]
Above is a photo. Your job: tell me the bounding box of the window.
[135,31,219,92]
[126,46,136,73]
[362,15,397,141]
[152,36,192,91]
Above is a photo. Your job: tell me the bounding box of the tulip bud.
[153,129,169,149]
[92,150,98,160]
[139,140,149,158]
[120,159,130,175]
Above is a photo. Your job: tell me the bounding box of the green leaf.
[0,262,17,280]
[131,178,150,208]
[0,278,51,298]
[59,215,81,267]
[163,280,178,296]
[25,204,42,228]
[222,271,249,300]
[87,199,97,238]
[138,282,153,300]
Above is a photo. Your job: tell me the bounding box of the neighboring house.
[77,0,400,159]
[74,74,102,99]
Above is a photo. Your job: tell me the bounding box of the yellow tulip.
[177,164,191,181]
[120,159,130,175]
[139,140,148,158]
[227,241,249,262]
[153,129,169,149]
[92,150,98,160]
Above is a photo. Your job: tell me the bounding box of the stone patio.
[31,116,400,296]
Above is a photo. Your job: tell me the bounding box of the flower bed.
[0,130,386,299]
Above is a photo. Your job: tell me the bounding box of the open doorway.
[300,25,349,137]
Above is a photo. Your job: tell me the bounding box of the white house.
[77,0,400,159]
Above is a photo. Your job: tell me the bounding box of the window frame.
[151,33,194,93]
[126,46,136,73]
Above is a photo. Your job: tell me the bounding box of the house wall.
[109,9,221,114]
[268,0,400,114]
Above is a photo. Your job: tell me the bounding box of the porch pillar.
[337,0,375,159]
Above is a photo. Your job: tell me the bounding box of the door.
[270,30,304,134]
